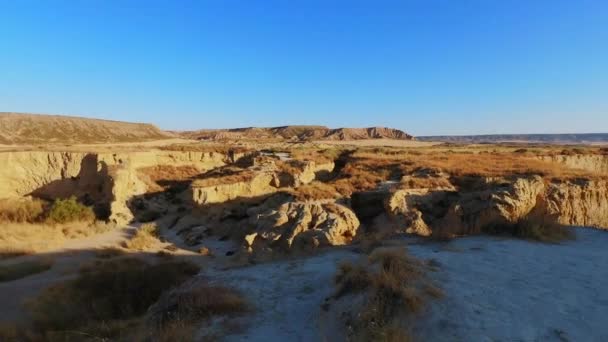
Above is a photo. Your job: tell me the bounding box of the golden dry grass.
[0,198,45,223]
[123,223,161,250]
[22,258,200,341]
[192,168,257,187]
[334,247,441,342]
[137,165,201,191]
[350,148,606,180]
[0,221,113,257]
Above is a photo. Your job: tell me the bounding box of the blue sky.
[1,0,607,135]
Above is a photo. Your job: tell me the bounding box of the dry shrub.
[124,223,160,250]
[26,258,200,340]
[0,198,45,223]
[154,285,248,324]
[485,216,575,243]
[334,248,441,342]
[0,259,53,282]
[145,284,248,341]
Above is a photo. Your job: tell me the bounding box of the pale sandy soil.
[206,228,608,341]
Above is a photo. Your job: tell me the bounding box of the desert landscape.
[0,112,607,341]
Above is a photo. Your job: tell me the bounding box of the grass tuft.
[334,247,441,342]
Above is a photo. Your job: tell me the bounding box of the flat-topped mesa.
[0,112,172,145]
[324,127,414,140]
[180,125,414,141]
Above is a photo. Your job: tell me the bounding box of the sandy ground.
[2,226,608,341]
[205,228,608,341]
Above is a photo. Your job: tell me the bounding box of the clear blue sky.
[1,1,607,135]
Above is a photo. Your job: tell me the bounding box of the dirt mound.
[0,113,172,145]
[180,125,413,141]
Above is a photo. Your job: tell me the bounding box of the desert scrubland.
[1,113,608,341]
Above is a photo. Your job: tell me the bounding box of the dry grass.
[137,165,201,191]
[288,181,341,201]
[0,259,53,282]
[152,284,248,326]
[290,147,341,164]
[192,168,256,187]
[484,216,575,243]
[334,247,441,342]
[0,198,45,223]
[351,148,605,180]
[0,221,113,256]
[123,223,161,250]
[24,258,200,341]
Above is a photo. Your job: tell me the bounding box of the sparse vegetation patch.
[334,248,442,341]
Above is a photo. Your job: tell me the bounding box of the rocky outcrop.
[278,160,335,187]
[0,150,235,224]
[387,175,608,236]
[190,171,279,205]
[542,179,608,228]
[246,200,361,251]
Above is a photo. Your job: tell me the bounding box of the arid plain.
[1,112,608,341]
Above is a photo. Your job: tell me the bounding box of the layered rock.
[246,200,361,251]
[0,150,236,224]
[387,175,608,236]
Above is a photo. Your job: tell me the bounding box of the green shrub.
[45,196,95,224]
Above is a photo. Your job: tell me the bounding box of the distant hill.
[0,113,172,145]
[180,126,414,141]
[417,133,608,144]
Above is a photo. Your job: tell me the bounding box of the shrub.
[513,216,574,242]
[483,216,574,243]
[0,259,53,282]
[27,258,199,339]
[45,196,95,224]
[124,223,160,250]
[153,285,248,324]
[334,248,441,341]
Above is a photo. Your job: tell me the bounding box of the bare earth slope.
[0,112,172,145]
[180,125,414,141]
